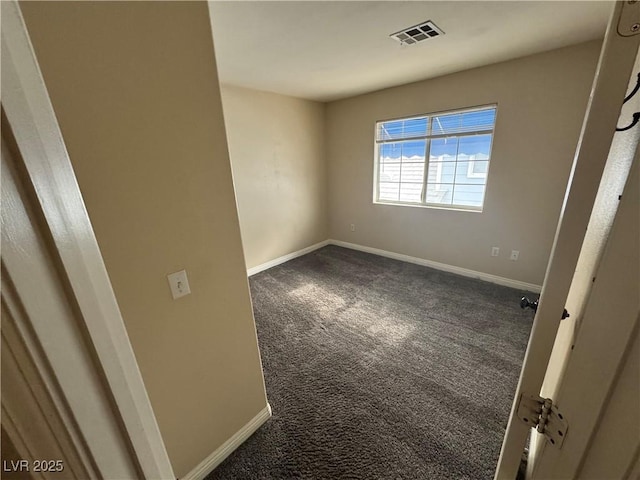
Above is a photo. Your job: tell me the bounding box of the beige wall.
[326,41,602,286]
[20,2,267,477]
[220,86,328,269]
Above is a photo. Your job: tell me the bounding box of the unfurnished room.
[1,2,639,480]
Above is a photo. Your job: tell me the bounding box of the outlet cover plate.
[167,269,191,299]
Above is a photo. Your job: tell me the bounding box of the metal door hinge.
[516,393,568,449]
[619,0,640,37]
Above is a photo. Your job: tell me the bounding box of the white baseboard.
[247,240,330,276]
[329,239,542,293]
[181,404,272,480]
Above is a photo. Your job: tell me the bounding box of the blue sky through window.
[403,140,425,158]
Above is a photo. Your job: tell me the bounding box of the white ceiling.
[209,1,612,102]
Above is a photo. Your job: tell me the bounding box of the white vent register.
[390,20,444,45]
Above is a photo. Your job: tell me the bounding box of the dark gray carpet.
[207,245,533,480]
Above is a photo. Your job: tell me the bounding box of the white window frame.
[373,104,497,211]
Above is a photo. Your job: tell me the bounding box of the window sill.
[373,200,483,213]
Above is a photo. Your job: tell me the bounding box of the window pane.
[400,162,425,183]
[425,183,453,205]
[380,143,401,162]
[379,163,400,182]
[432,108,496,135]
[430,137,457,161]
[427,161,455,184]
[455,161,489,183]
[431,114,461,136]
[458,134,492,160]
[403,118,428,138]
[452,184,485,207]
[426,162,438,184]
[377,117,428,141]
[378,120,402,141]
[460,109,496,131]
[379,182,399,201]
[399,183,422,203]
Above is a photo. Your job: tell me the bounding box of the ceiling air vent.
[390,20,444,45]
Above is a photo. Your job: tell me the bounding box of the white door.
[495,2,640,478]
[1,133,141,479]
[530,153,639,478]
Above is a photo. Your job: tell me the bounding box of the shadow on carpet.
[207,245,534,480]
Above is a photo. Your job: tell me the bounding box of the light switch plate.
[167,269,191,299]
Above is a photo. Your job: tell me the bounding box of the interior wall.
[220,85,328,269]
[325,41,602,286]
[19,2,268,477]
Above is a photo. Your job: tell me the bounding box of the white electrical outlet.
[510,250,520,261]
[350,223,356,232]
[167,269,191,299]
[491,247,500,257]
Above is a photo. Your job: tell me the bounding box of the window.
[374,105,497,210]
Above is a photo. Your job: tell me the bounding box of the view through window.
[374,105,497,210]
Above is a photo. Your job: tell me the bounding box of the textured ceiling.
[209,1,612,102]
